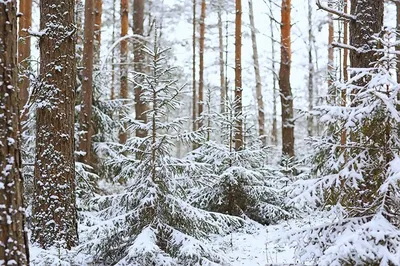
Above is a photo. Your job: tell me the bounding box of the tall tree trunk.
[349,0,383,70]
[17,0,32,114]
[269,0,278,145]
[79,0,95,164]
[327,5,334,89]
[341,0,348,148]
[218,0,225,114]
[234,0,243,151]
[307,0,314,137]
[198,0,206,129]
[134,0,147,142]
[119,0,129,144]
[396,1,400,84]
[192,0,197,150]
[33,0,78,249]
[111,0,116,100]
[279,0,294,157]
[248,0,265,145]
[94,0,102,64]
[0,1,29,263]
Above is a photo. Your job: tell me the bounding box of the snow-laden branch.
[316,0,356,21]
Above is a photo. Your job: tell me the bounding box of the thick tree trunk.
[33,0,78,249]
[18,0,32,114]
[0,1,29,263]
[119,0,129,144]
[134,0,147,142]
[269,0,278,145]
[198,0,206,129]
[217,1,225,114]
[248,0,265,145]
[307,0,314,137]
[349,0,383,70]
[94,0,102,64]
[234,0,243,151]
[279,0,294,157]
[79,0,95,164]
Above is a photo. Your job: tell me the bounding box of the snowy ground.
[29,212,326,265]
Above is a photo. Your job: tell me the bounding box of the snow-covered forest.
[1,0,400,265]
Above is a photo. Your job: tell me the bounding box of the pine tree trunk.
[0,1,29,263]
[79,0,95,164]
[192,0,197,150]
[341,0,348,148]
[307,0,314,137]
[234,0,243,151]
[217,1,225,114]
[198,0,206,129]
[134,0,147,142]
[17,0,32,115]
[349,0,383,70]
[279,0,294,157]
[111,0,116,100]
[269,0,278,145]
[248,0,265,145]
[94,0,102,64]
[396,1,400,84]
[327,9,334,88]
[119,0,129,144]
[33,0,78,249]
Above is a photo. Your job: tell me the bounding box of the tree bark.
[327,9,334,88]
[79,0,95,164]
[248,0,265,145]
[94,0,102,64]
[192,0,197,148]
[396,1,400,84]
[341,0,348,148]
[198,0,206,129]
[33,0,78,249]
[279,0,294,157]
[234,0,243,151]
[111,0,116,100]
[133,0,147,142]
[217,0,225,114]
[18,0,32,114]
[119,0,129,144]
[0,1,29,263]
[269,0,278,145]
[349,0,383,70]
[307,0,314,137]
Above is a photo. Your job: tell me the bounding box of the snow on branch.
[316,0,356,21]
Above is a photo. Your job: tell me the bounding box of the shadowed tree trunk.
[307,0,314,137]
[198,0,206,129]
[341,0,348,148]
[248,0,265,145]
[192,0,197,150]
[94,0,102,64]
[18,0,32,115]
[0,1,29,263]
[134,0,147,144]
[218,0,225,114]
[279,0,294,157]
[234,0,243,151]
[79,0,95,164]
[119,0,129,144]
[33,0,78,249]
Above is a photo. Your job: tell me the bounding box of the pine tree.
[0,1,29,263]
[32,0,78,249]
[119,0,129,144]
[82,42,241,265]
[234,0,243,151]
[198,0,206,130]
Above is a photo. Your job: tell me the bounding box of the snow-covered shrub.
[188,99,291,225]
[81,42,243,265]
[282,29,400,265]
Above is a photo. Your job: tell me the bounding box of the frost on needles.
[81,42,243,266]
[280,29,400,266]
